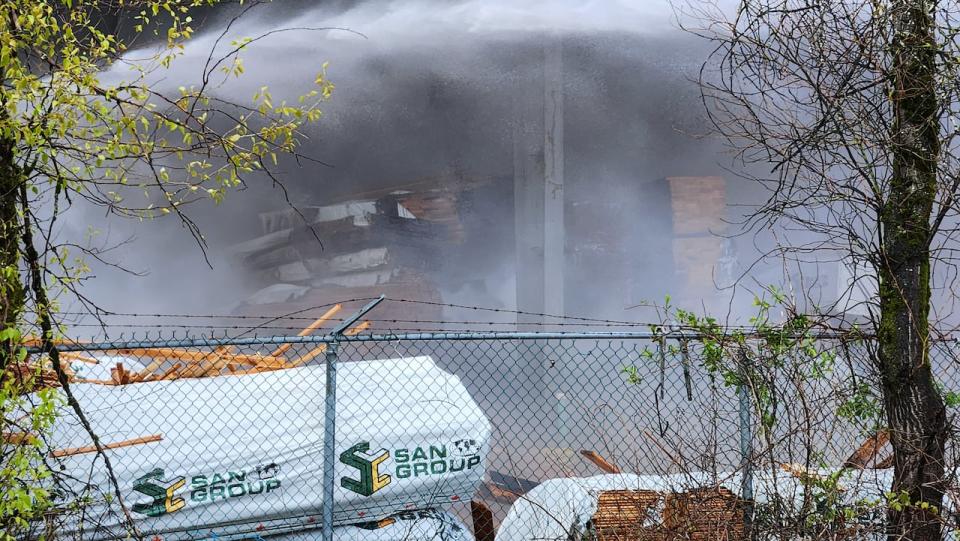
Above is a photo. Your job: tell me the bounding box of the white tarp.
[496,470,948,541]
[43,356,490,541]
[263,509,473,541]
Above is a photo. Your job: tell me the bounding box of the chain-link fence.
[11,321,960,541]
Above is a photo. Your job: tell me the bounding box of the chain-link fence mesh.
[10,329,960,541]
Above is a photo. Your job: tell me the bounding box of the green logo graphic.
[340,442,392,497]
[132,468,186,517]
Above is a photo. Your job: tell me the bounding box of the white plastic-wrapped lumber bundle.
[40,356,490,541]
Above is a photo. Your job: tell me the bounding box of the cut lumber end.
[51,434,163,458]
[843,429,891,470]
[580,450,622,474]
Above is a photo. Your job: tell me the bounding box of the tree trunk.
[880,1,948,540]
[0,136,24,370]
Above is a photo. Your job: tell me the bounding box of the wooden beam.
[345,320,371,335]
[2,432,38,446]
[59,352,99,365]
[73,378,114,385]
[197,353,234,377]
[580,450,621,474]
[112,348,284,367]
[277,320,368,370]
[843,430,890,469]
[875,453,895,469]
[287,345,327,368]
[483,482,521,503]
[159,363,183,380]
[270,304,342,357]
[52,434,163,458]
[110,363,131,384]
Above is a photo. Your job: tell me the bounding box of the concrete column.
[543,37,565,318]
[512,36,569,466]
[514,36,565,322]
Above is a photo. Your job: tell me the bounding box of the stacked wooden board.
[11,305,366,391]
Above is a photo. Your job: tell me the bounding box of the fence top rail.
[28,330,870,353]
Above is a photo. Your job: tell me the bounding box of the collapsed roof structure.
[228,177,502,323]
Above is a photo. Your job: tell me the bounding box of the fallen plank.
[198,352,234,377]
[288,345,328,368]
[159,364,183,380]
[59,353,100,365]
[281,321,367,369]
[110,363,131,385]
[580,450,622,474]
[176,362,211,379]
[22,337,90,347]
[138,346,237,380]
[270,304,342,357]
[137,357,170,380]
[73,377,115,385]
[2,431,39,446]
[843,430,890,469]
[52,434,163,458]
[113,348,284,367]
[346,321,371,335]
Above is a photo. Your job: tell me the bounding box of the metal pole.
[321,340,339,541]
[737,349,754,532]
[321,295,384,541]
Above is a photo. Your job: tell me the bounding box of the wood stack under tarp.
[591,490,664,541]
[9,304,370,388]
[586,487,745,541]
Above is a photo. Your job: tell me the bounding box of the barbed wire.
[62,318,658,327]
[54,296,682,328]
[49,296,888,338]
[55,298,372,320]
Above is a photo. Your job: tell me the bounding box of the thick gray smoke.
[64,0,771,329]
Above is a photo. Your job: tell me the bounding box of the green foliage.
[1,0,332,219]
[622,289,904,534]
[622,288,842,433]
[945,390,960,408]
[0,1,332,537]
[0,328,61,541]
[837,382,884,429]
[885,490,939,516]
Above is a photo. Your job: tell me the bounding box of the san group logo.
[131,463,282,517]
[132,468,186,517]
[339,442,392,497]
[340,439,483,497]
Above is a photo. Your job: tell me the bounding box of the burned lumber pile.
[5,305,364,392]
[230,190,463,320]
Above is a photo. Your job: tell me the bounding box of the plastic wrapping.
[44,356,490,541]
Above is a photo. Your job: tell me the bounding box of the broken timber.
[12,307,371,388]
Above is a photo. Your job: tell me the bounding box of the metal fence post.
[737,348,755,533]
[321,339,339,541]
[321,295,384,541]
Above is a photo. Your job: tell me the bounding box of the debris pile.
[9,315,490,541]
[229,182,486,321]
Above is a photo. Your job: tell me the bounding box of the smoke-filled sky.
[62,0,784,329]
